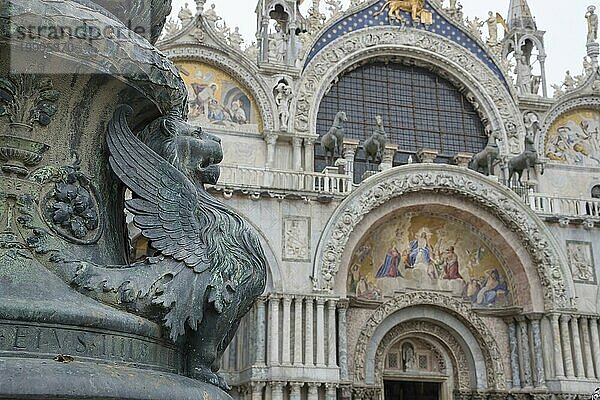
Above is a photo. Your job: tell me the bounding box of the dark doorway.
[384,380,440,400]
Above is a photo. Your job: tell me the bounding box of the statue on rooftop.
[229,27,244,49]
[364,115,388,166]
[586,5,598,43]
[515,55,533,95]
[275,82,293,131]
[178,3,194,25]
[204,3,221,26]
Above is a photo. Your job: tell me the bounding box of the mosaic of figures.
[546,109,600,166]
[177,62,262,132]
[348,213,512,308]
[567,241,596,284]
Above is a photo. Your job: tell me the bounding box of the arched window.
[315,61,487,182]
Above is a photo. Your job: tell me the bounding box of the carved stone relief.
[567,241,596,284]
[282,216,310,262]
[312,164,571,310]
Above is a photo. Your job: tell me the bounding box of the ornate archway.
[353,293,506,392]
[312,164,574,310]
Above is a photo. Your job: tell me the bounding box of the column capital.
[325,383,339,390]
[269,293,283,301]
[292,136,304,147]
[337,299,349,309]
[271,381,287,389]
[265,132,279,145]
[307,382,321,391]
[560,314,572,323]
[282,294,293,304]
[327,298,337,309]
[289,382,304,390]
[315,297,327,306]
[293,294,304,301]
[304,137,317,146]
[251,381,267,390]
[256,296,268,305]
[525,313,544,322]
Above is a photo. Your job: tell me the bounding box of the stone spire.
[502,0,548,97]
[507,0,536,30]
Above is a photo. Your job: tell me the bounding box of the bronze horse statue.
[364,115,387,167]
[469,131,501,176]
[508,133,544,183]
[321,111,348,165]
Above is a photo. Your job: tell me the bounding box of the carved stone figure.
[270,24,288,63]
[375,0,426,23]
[325,0,344,15]
[586,5,598,43]
[321,111,348,165]
[515,56,533,95]
[465,17,484,38]
[178,3,194,25]
[364,115,388,166]
[275,82,293,131]
[468,130,501,176]
[229,27,244,49]
[204,3,221,26]
[508,124,544,183]
[486,11,499,45]
[567,241,595,283]
[68,106,267,390]
[563,70,576,91]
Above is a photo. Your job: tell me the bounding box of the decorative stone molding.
[312,164,572,310]
[353,292,506,391]
[293,26,523,154]
[372,320,470,390]
[161,47,276,131]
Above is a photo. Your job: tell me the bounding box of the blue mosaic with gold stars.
[305,0,508,89]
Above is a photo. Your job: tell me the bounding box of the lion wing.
[107,105,210,272]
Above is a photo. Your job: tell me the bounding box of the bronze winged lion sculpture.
[67,105,267,390]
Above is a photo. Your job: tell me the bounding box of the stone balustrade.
[215,165,352,195]
[529,193,600,219]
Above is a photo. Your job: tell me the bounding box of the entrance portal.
[384,380,440,400]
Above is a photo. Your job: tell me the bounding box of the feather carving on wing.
[107,105,211,273]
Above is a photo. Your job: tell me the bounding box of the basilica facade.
[159,0,600,398]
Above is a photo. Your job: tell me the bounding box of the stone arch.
[293,26,523,153]
[374,322,468,391]
[162,47,277,131]
[312,164,574,310]
[353,293,506,391]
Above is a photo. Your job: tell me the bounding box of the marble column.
[305,297,314,366]
[304,138,316,173]
[507,318,521,388]
[337,300,349,380]
[308,383,319,400]
[379,144,398,171]
[292,137,303,171]
[269,295,281,365]
[581,317,595,379]
[325,383,338,400]
[282,295,292,365]
[289,382,303,400]
[255,297,267,366]
[316,298,326,367]
[342,139,359,179]
[271,382,285,400]
[251,382,265,400]
[570,316,585,378]
[517,317,532,388]
[327,299,337,367]
[550,314,564,378]
[590,317,600,379]
[265,133,278,169]
[560,315,575,378]
[293,296,304,365]
[529,315,546,387]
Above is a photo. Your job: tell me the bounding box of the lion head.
[137,112,223,185]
